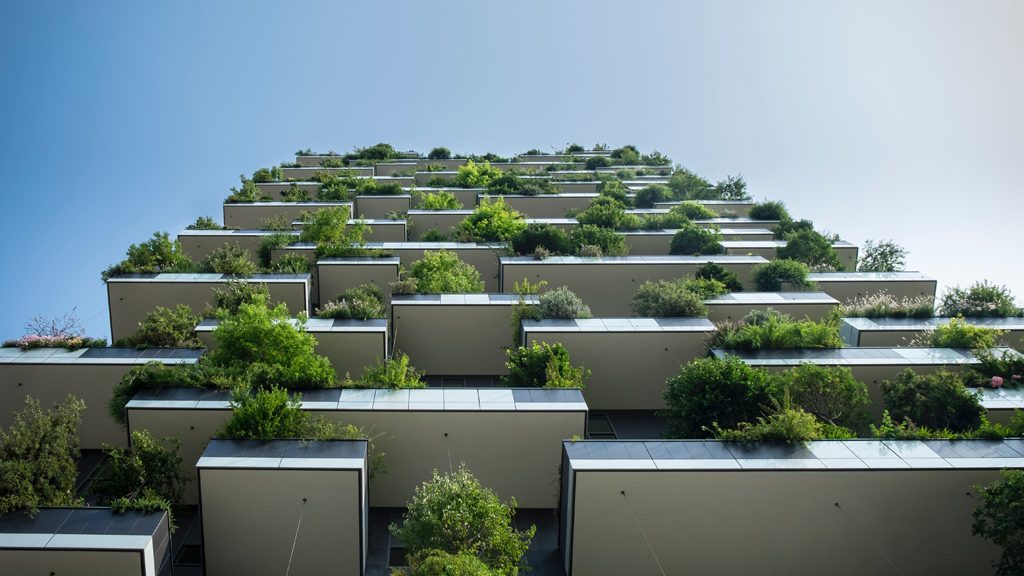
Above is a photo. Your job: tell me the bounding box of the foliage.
[712,309,843,351]
[278,183,311,202]
[695,262,744,292]
[453,198,526,242]
[108,494,175,530]
[972,348,1024,384]
[316,172,358,202]
[311,219,373,259]
[927,317,1002,349]
[356,179,404,196]
[259,215,294,231]
[537,286,592,319]
[509,224,574,256]
[198,243,258,275]
[752,259,813,291]
[428,147,452,160]
[267,252,311,274]
[299,206,353,244]
[570,224,628,256]
[668,202,717,220]
[841,292,934,318]
[858,239,908,272]
[251,166,282,183]
[348,353,427,389]
[634,184,672,208]
[315,283,385,320]
[574,197,639,230]
[353,142,399,161]
[712,404,827,444]
[451,160,503,188]
[3,334,107,351]
[0,396,85,515]
[403,251,485,294]
[667,167,712,200]
[503,342,588,389]
[711,175,749,200]
[662,356,777,438]
[748,201,790,222]
[775,364,869,429]
[485,172,554,196]
[419,191,463,210]
[186,216,224,230]
[421,229,449,241]
[391,465,535,576]
[92,430,185,530]
[102,232,194,281]
[206,280,271,318]
[940,281,1022,317]
[219,387,373,448]
[777,229,843,271]
[669,224,723,256]
[973,469,1024,576]
[108,362,219,425]
[598,179,631,206]
[225,177,264,203]
[584,156,613,170]
[880,369,982,432]
[631,278,719,317]
[409,550,496,576]
[117,304,201,348]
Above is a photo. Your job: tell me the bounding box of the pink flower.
[991,376,1004,388]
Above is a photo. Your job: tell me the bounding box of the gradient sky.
[1,0,1021,340]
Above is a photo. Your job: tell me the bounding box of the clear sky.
[1,0,1021,340]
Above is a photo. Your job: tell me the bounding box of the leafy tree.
[199,243,259,275]
[348,353,427,389]
[631,279,713,317]
[711,175,749,200]
[251,166,282,183]
[857,239,908,272]
[598,179,631,206]
[509,224,574,256]
[102,231,194,281]
[752,259,812,291]
[267,253,311,274]
[564,143,585,154]
[503,342,588,389]
[428,147,452,160]
[880,369,982,433]
[775,364,869,430]
[354,142,398,161]
[668,202,717,220]
[662,356,777,438]
[91,430,185,527]
[584,156,613,170]
[972,469,1024,576]
[410,550,496,575]
[669,224,723,256]
[695,262,744,292]
[186,216,224,230]
[712,405,828,444]
[940,281,1022,317]
[575,197,634,229]
[667,167,712,200]
[299,206,352,244]
[117,304,201,348]
[391,465,535,576]
[219,387,372,446]
[205,280,271,318]
[777,229,843,271]
[570,225,628,256]
[537,286,592,319]
[611,145,640,164]
[0,396,85,515]
[452,160,503,188]
[316,172,358,202]
[748,201,790,222]
[404,251,485,294]
[419,191,463,210]
[225,176,263,203]
[454,198,526,242]
[927,317,1002,349]
[634,184,672,208]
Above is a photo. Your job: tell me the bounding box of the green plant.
[712,310,843,351]
[299,206,352,244]
[570,224,628,256]
[404,251,485,294]
[711,175,750,200]
[778,229,843,271]
[267,252,311,274]
[428,147,452,160]
[205,280,271,318]
[841,292,934,318]
[598,179,631,207]
[91,430,185,529]
[880,369,982,432]
[198,243,258,275]
[748,201,790,222]
[316,172,358,202]
[225,177,264,203]
[101,232,194,281]
[509,223,574,256]
[356,179,404,196]
[584,156,613,170]
[186,216,224,230]
[858,239,908,272]
[485,172,554,196]
[319,158,345,168]
[419,191,463,210]
[940,281,1022,317]
[634,184,672,208]
[108,362,219,425]
[391,465,535,576]
[631,279,712,317]
[251,166,282,183]
[668,202,717,220]
[574,197,635,229]
[0,395,85,515]
[451,160,503,188]
[752,259,813,291]
[278,183,311,202]
[927,317,1003,349]
[712,404,827,444]
[315,284,386,320]
[537,286,592,319]
[775,364,869,430]
[669,224,723,256]
[695,262,744,292]
[116,304,200,348]
[973,469,1024,576]
[503,342,588,389]
[972,348,1024,384]
[259,215,294,231]
[662,356,777,438]
[409,549,496,575]
[453,198,526,242]
[667,167,712,200]
[348,353,427,389]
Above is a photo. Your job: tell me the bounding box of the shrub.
[0,395,85,515]
[634,184,672,208]
[206,280,271,318]
[316,172,357,202]
[503,342,588,389]
[858,239,908,272]
[667,167,712,200]
[348,353,426,389]
[315,283,385,320]
[577,244,603,257]
[748,201,790,222]
[198,243,258,275]
[775,364,868,429]
[91,430,185,528]
[225,177,263,203]
[570,225,628,256]
[778,229,843,271]
[409,549,496,575]
[509,224,574,256]
[352,142,398,161]
[631,279,710,318]
[611,145,640,164]
[662,357,777,438]
[205,296,337,389]
[880,369,982,432]
[669,224,723,256]
[256,232,295,267]
[537,286,592,319]
[299,206,351,244]
[3,334,107,351]
[584,156,613,170]
[453,198,526,242]
[219,387,371,443]
[267,252,311,274]
[118,305,200,348]
[451,160,502,188]
[419,191,463,210]
[565,143,585,154]
[259,215,294,231]
[752,259,812,291]
[101,232,194,281]
[973,469,1024,576]
[598,179,631,206]
[927,317,1002,349]
[841,292,934,318]
[712,310,843,351]
[186,216,224,230]
[940,281,1021,317]
[356,179,404,196]
[712,405,826,444]
[485,172,554,196]
[428,147,452,160]
[575,197,632,229]
[251,167,281,183]
[668,202,717,220]
[404,251,485,294]
[972,348,1024,384]
[695,262,744,292]
[711,175,749,200]
[391,465,535,576]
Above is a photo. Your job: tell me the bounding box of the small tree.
[118,304,201,348]
[631,279,710,317]
[198,243,258,275]
[349,353,427,389]
[634,184,672,208]
[451,160,503,188]
[778,229,842,271]
[752,259,813,291]
[880,369,982,433]
[667,167,711,200]
[776,364,869,430]
[410,550,496,575]
[503,342,588,389]
[858,239,907,272]
[748,201,790,222]
[101,231,194,281]
[972,470,1024,576]
[662,357,777,438]
[570,224,628,256]
[454,198,526,242]
[91,430,185,527]
[428,147,452,160]
[391,465,535,576]
[940,281,1022,317]
[669,224,723,256]
[695,262,744,292]
[403,251,486,294]
[419,191,463,210]
[510,224,574,256]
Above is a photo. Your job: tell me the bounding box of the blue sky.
[1,0,1021,340]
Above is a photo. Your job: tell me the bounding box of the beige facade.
[622,228,775,256]
[316,257,401,305]
[222,202,352,229]
[704,292,839,323]
[498,193,600,218]
[283,164,374,176]
[406,209,471,240]
[253,181,320,200]
[806,272,938,304]
[354,195,412,219]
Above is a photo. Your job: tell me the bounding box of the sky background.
[1,0,1021,340]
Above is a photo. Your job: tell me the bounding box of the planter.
[522,318,716,410]
[840,316,1024,348]
[373,161,418,176]
[222,202,352,229]
[497,193,600,219]
[704,292,839,323]
[280,166,374,179]
[553,180,600,194]
[288,218,407,242]
[559,439,1017,576]
[405,209,472,240]
[414,170,455,186]
[253,181,320,201]
[653,200,756,217]
[197,439,368,576]
[806,272,938,304]
[353,194,411,219]
[178,229,299,262]
[317,257,401,305]
[408,186,481,209]
[500,255,768,316]
[106,273,311,342]
[622,228,775,256]
[0,507,172,576]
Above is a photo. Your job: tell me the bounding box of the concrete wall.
[705,294,839,323]
[253,181,320,200]
[623,229,775,256]
[280,166,373,179]
[554,181,600,194]
[0,550,147,576]
[564,467,1003,576]
[317,258,401,305]
[373,162,418,176]
[354,195,412,219]
[389,244,506,292]
[177,230,292,262]
[223,202,352,229]
[498,194,599,218]
[807,274,938,304]
[406,210,470,240]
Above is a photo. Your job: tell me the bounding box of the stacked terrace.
[2,141,1023,575]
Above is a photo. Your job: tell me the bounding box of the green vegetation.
[858,239,908,272]
[748,201,790,222]
[634,184,671,208]
[503,342,588,389]
[267,252,311,274]
[451,160,503,188]
[509,224,574,256]
[258,232,298,267]
[198,243,259,275]
[205,280,270,319]
[408,550,496,575]
[485,172,555,196]
[631,277,726,317]
[774,364,869,430]
[428,147,452,160]
[453,198,526,242]
[926,317,1003,349]
[418,191,463,210]
[777,229,843,271]
[575,197,642,230]
[841,292,935,318]
[315,283,386,320]
[662,356,776,438]
[102,232,194,281]
[91,430,184,529]
[972,470,1024,576]
[695,262,744,292]
[219,387,366,440]
[393,251,486,294]
[570,224,628,257]
[115,305,201,348]
[186,216,225,230]
[669,224,723,256]
[880,369,982,433]
[940,281,1022,317]
[712,308,843,351]
[752,259,813,291]
[537,286,592,319]
[346,353,426,389]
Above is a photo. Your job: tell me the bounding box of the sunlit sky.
[1,0,1021,340]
